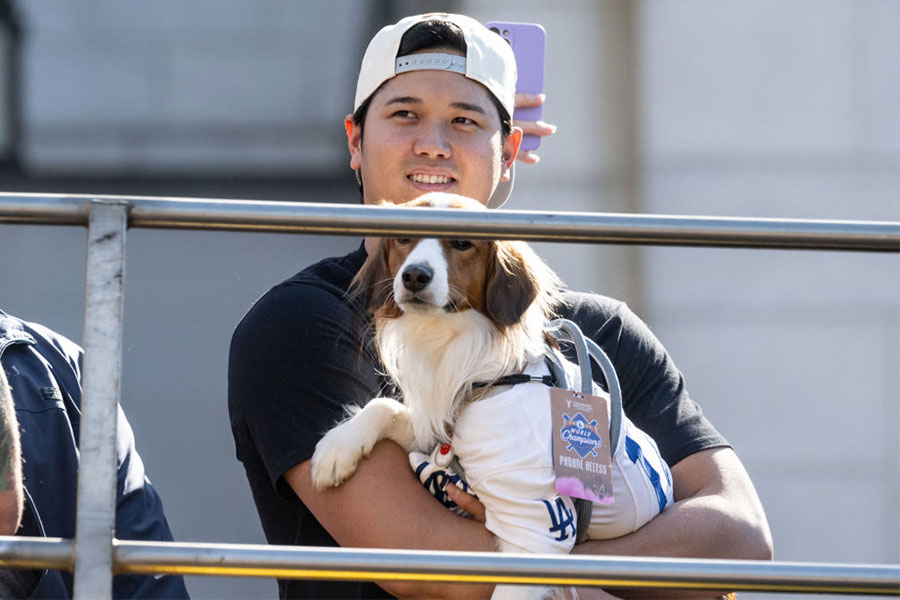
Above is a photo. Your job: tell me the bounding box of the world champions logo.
[560,412,604,459]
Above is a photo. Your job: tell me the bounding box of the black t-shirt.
[228,243,728,599]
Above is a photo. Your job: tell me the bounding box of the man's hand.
[514,92,557,164]
[445,481,486,523]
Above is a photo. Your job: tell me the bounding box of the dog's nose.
[401,264,433,292]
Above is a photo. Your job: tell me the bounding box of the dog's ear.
[484,241,540,327]
[349,239,397,315]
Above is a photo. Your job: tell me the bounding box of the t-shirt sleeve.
[561,292,729,466]
[228,281,381,500]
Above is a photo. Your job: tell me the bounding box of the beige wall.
[462,3,900,598]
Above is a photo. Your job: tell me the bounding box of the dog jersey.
[444,356,674,554]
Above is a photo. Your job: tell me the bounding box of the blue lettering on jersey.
[542,498,576,541]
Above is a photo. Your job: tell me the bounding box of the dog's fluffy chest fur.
[377,306,546,450]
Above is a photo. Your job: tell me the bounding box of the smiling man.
[346,17,519,210]
[350,68,513,207]
[228,13,772,600]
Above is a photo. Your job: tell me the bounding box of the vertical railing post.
[73,200,129,599]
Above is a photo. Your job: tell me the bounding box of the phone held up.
[485,21,546,151]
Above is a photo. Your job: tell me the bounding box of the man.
[0,310,189,599]
[228,13,772,599]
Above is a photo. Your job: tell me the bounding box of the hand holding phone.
[485,21,547,152]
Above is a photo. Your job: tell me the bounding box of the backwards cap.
[354,13,518,208]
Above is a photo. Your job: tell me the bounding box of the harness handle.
[547,319,623,455]
[547,319,624,543]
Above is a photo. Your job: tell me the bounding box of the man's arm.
[286,440,497,599]
[572,447,772,600]
[445,447,770,599]
[288,444,770,600]
[0,367,23,535]
[575,447,772,560]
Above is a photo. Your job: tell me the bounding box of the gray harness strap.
[546,319,624,544]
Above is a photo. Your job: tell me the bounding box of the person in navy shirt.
[0,309,189,599]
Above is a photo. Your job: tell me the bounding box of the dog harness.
[415,346,673,549]
[472,372,557,388]
[453,319,624,543]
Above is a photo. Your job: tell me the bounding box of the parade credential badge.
[550,388,614,504]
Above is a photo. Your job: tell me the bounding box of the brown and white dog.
[312,194,673,599]
[311,192,560,487]
[310,194,591,599]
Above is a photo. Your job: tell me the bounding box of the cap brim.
[487,163,514,209]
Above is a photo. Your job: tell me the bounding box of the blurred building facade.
[0,1,897,598]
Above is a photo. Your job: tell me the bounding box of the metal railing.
[2,192,898,250]
[1,192,899,598]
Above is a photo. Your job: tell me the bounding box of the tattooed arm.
[0,367,23,535]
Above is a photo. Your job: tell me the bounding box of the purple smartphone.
[485,21,546,151]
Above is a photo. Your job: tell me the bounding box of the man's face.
[345,69,521,206]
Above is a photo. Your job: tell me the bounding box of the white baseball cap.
[354,13,518,208]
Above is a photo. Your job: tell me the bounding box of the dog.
[311,193,673,597]
[311,192,558,488]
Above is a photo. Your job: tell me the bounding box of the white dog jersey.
[413,355,674,555]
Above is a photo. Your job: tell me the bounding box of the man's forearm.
[291,444,770,599]
[576,448,772,560]
[288,440,497,599]
[573,477,770,559]
[573,448,772,600]
[572,492,762,599]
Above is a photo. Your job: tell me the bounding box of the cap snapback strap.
[395,53,466,75]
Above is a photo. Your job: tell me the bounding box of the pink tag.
[550,387,614,504]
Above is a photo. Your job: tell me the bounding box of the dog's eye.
[450,240,473,251]
[396,238,412,245]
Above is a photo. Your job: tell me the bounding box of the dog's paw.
[310,421,376,491]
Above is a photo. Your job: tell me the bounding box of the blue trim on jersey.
[625,435,669,512]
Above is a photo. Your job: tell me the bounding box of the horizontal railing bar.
[1,193,898,252]
[0,536,73,571]
[110,541,900,595]
[1,537,897,595]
